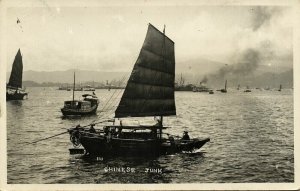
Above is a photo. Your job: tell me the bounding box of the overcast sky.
[6,2,294,72]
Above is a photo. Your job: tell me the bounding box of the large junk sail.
[8,49,23,88]
[115,24,176,118]
[66,23,210,157]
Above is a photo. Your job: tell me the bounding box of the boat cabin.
[82,94,99,106]
[101,125,169,140]
[64,100,91,110]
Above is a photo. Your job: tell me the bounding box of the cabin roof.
[64,100,90,103]
[106,125,169,130]
[82,94,97,98]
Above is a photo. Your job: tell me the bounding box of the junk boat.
[68,23,210,156]
[6,49,28,101]
[220,80,227,93]
[61,73,99,116]
[278,84,282,91]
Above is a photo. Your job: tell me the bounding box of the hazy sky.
[6,2,294,72]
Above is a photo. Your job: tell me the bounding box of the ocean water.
[7,87,294,183]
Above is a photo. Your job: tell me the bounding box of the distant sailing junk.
[220,80,227,93]
[61,72,99,116]
[6,49,28,101]
[278,84,282,91]
[68,23,210,157]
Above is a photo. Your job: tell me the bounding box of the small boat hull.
[61,105,98,116]
[80,136,159,156]
[220,89,227,93]
[6,91,27,101]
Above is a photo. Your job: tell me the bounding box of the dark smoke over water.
[209,48,261,82]
[193,6,292,88]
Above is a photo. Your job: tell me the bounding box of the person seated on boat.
[182,131,190,141]
[154,117,162,127]
[89,124,96,133]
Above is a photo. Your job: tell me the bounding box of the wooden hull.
[61,105,98,116]
[6,90,27,101]
[80,136,160,156]
[70,130,210,157]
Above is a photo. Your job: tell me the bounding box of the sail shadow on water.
[67,23,210,158]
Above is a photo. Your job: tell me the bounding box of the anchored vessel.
[278,84,282,91]
[6,49,28,101]
[68,24,210,156]
[244,85,251,92]
[220,80,227,93]
[61,73,99,116]
[193,82,210,92]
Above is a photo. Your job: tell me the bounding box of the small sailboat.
[61,72,99,116]
[278,84,282,91]
[220,80,227,93]
[68,24,210,156]
[6,49,28,101]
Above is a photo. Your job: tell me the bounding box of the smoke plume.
[214,48,261,79]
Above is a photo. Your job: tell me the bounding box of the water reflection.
[7,88,294,183]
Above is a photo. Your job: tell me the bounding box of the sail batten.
[115,24,176,118]
[137,49,174,75]
[8,49,23,88]
[130,66,174,88]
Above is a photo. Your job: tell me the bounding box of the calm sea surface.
[7,87,294,183]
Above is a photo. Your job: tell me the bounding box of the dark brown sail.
[67,23,210,157]
[115,24,176,118]
[8,49,23,88]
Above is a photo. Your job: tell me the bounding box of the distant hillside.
[6,58,293,88]
[20,70,129,83]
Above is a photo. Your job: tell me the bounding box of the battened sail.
[8,49,23,88]
[115,24,176,118]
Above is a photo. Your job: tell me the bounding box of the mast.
[279,84,282,91]
[159,24,166,139]
[72,72,75,103]
[225,80,227,90]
